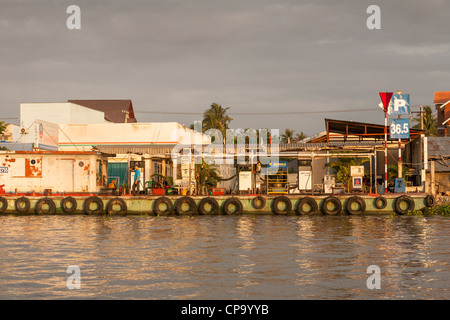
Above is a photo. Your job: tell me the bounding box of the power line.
[135,108,380,116]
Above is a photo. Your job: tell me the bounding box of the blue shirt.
[133,169,141,182]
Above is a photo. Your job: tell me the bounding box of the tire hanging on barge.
[321,196,342,215]
[198,197,219,215]
[272,196,292,215]
[425,194,435,207]
[0,196,8,213]
[106,198,127,215]
[296,197,318,215]
[345,196,366,215]
[394,195,415,215]
[153,197,174,215]
[175,196,197,215]
[374,196,387,210]
[35,198,56,214]
[61,196,77,214]
[84,196,104,215]
[252,195,266,210]
[222,198,243,215]
[15,196,30,214]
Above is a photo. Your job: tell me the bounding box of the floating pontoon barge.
[0,193,434,216]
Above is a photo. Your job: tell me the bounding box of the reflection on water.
[0,215,448,299]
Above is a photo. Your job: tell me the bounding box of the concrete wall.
[20,102,106,128]
[426,172,450,195]
[0,152,106,193]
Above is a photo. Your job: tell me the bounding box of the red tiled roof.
[433,91,450,105]
[68,100,137,123]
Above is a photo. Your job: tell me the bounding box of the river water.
[0,214,448,300]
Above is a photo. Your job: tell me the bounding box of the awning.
[93,144,176,156]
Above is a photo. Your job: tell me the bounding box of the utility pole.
[420,105,424,130]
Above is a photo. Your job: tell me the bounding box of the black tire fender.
[61,196,77,214]
[222,198,243,215]
[84,196,104,215]
[374,196,387,210]
[394,195,415,215]
[296,197,318,215]
[35,198,56,214]
[153,197,174,215]
[321,196,342,215]
[106,198,127,215]
[0,196,8,213]
[198,197,219,215]
[345,196,366,215]
[272,196,292,215]
[425,194,435,207]
[15,196,30,214]
[175,196,197,215]
[252,195,266,210]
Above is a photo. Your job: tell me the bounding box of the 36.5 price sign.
[390,118,410,139]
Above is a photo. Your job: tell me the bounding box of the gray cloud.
[1,0,449,135]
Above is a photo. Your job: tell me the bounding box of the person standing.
[130,165,141,196]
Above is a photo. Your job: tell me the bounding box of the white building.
[13,101,222,193]
[0,151,108,193]
[20,102,107,128]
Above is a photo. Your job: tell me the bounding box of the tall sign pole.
[379,92,393,194]
[389,92,411,180]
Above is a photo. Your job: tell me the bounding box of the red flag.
[379,92,393,112]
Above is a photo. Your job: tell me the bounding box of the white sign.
[299,171,312,190]
[351,166,364,177]
[239,171,252,191]
[36,119,59,151]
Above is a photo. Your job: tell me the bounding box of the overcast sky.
[1,0,449,135]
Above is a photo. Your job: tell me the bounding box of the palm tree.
[202,103,233,137]
[0,121,7,135]
[281,128,295,144]
[412,106,437,136]
[387,164,409,182]
[195,159,221,194]
[295,131,308,142]
[326,157,369,191]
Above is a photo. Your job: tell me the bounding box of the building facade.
[434,91,450,137]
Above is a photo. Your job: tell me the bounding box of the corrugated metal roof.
[427,137,450,172]
[94,144,176,156]
[279,141,385,151]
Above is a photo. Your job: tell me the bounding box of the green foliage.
[281,128,295,144]
[296,131,308,141]
[202,103,233,137]
[412,106,437,137]
[195,159,221,194]
[326,156,369,192]
[409,203,450,216]
[387,164,409,182]
[280,129,308,143]
[0,121,6,135]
